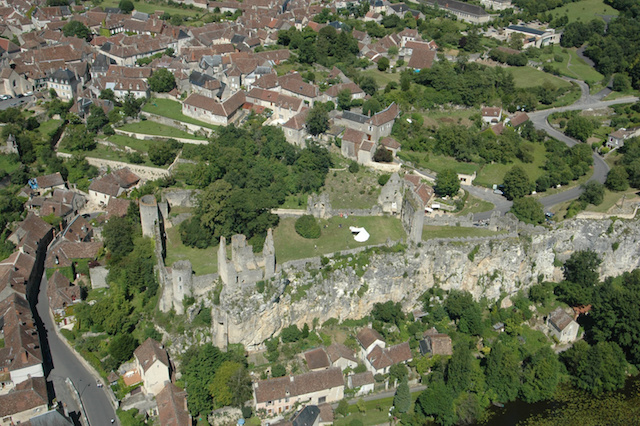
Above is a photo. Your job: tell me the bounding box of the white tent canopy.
[349,226,370,242]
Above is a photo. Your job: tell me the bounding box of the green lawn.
[398,151,480,175]
[119,121,207,140]
[538,46,604,83]
[0,153,22,174]
[474,142,547,188]
[456,193,494,216]
[334,391,423,426]
[422,109,476,129]
[96,0,205,19]
[511,67,572,90]
[37,118,63,140]
[584,188,638,213]
[362,68,400,88]
[422,225,507,240]
[142,99,219,130]
[165,226,219,276]
[280,194,308,210]
[550,0,619,23]
[274,216,406,263]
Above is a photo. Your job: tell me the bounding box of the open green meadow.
[323,168,382,210]
[96,0,206,20]
[474,142,547,188]
[550,0,619,23]
[362,68,401,88]
[538,46,604,82]
[274,216,406,263]
[119,121,207,140]
[165,226,219,276]
[511,67,572,90]
[398,151,480,175]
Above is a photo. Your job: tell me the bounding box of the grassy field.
[456,193,494,216]
[362,68,400,88]
[398,151,480,175]
[142,99,219,130]
[165,226,219,275]
[550,0,619,23]
[538,46,604,82]
[474,142,547,188]
[280,194,308,209]
[119,121,207,140]
[97,0,205,20]
[37,118,63,140]
[422,108,476,129]
[511,67,572,90]
[323,168,382,210]
[0,153,21,174]
[585,188,638,213]
[334,393,422,426]
[274,216,406,263]
[422,225,507,240]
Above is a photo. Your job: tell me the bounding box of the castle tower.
[171,260,193,314]
[263,228,275,279]
[139,194,159,238]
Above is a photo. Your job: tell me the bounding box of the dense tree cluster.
[179,123,331,247]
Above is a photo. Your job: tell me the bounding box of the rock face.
[207,218,640,350]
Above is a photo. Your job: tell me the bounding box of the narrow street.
[37,274,118,426]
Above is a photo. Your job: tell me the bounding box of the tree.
[561,340,627,393]
[123,92,143,118]
[119,0,134,13]
[209,361,243,408]
[446,343,474,394]
[378,57,390,72]
[337,89,352,111]
[294,215,321,239]
[149,143,177,166]
[336,399,349,417]
[108,334,137,366]
[612,73,631,92]
[86,105,109,133]
[148,68,177,93]
[503,166,532,200]
[579,181,605,205]
[511,197,544,224]
[306,104,329,136]
[444,291,483,335]
[563,250,601,288]
[371,301,404,325]
[435,168,460,197]
[103,216,136,263]
[373,146,393,163]
[520,347,560,403]
[63,21,91,41]
[415,380,456,426]
[362,98,381,116]
[359,76,378,96]
[389,363,408,382]
[605,166,629,191]
[348,161,359,174]
[565,116,595,142]
[281,324,302,343]
[394,378,411,413]
[485,340,521,402]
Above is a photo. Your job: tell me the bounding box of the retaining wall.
[141,111,215,137]
[113,128,209,145]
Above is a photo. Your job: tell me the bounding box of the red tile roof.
[134,338,170,372]
[254,367,344,403]
[304,348,331,370]
[157,383,191,426]
[356,328,384,350]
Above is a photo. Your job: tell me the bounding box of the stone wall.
[57,152,172,180]
[141,112,214,137]
[113,128,209,145]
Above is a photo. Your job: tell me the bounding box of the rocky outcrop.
[204,218,640,350]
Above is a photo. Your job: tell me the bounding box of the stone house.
[341,128,376,166]
[424,0,492,24]
[133,338,172,396]
[98,77,149,100]
[88,168,140,206]
[407,47,437,71]
[380,137,401,157]
[290,404,334,426]
[364,342,413,375]
[325,343,358,371]
[606,127,640,150]
[278,73,319,106]
[182,91,246,126]
[253,367,344,415]
[481,106,502,124]
[347,371,375,397]
[322,82,366,104]
[0,376,48,425]
[282,109,309,147]
[547,307,579,343]
[356,327,386,360]
[46,271,81,327]
[247,88,304,124]
[419,328,453,356]
[25,172,67,197]
[335,103,399,143]
[156,383,191,426]
[47,69,80,100]
[0,67,33,97]
[60,215,93,243]
[304,348,331,371]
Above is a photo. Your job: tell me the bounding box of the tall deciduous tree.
[503,165,532,200]
[62,21,91,40]
[520,347,560,402]
[485,340,521,402]
[510,197,544,224]
[148,68,177,93]
[306,104,329,136]
[393,378,411,413]
[435,168,460,197]
[415,380,456,426]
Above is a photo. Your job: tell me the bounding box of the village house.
[155,382,192,426]
[133,338,172,396]
[21,172,67,198]
[325,343,358,371]
[88,168,140,206]
[404,174,436,210]
[356,327,386,360]
[253,367,344,415]
[547,307,580,343]
[0,376,48,425]
[364,342,413,375]
[47,68,80,100]
[481,106,502,124]
[419,328,453,356]
[247,88,304,123]
[60,215,93,243]
[606,127,640,150]
[45,240,103,272]
[0,67,33,98]
[347,371,375,397]
[424,0,492,23]
[97,76,150,100]
[182,91,246,126]
[335,103,400,144]
[46,271,81,328]
[282,109,309,147]
[278,73,319,106]
[290,404,334,426]
[304,348,331,371]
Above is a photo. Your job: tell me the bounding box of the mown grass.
[511,66,572,90]
[550,0,619,23]
[142,98,219,130]
[37,118,63,140]
[274,216,406,263]
[0,153,21,174]
[97,0,205,20]
[422,225,507,241]
[333,390,424,426]
[584,188,638,213]
[474,142,547,188]
[538,46,604,82]
[119,121,207,140]
[164,225,219,276]
[362,68,400,87]
[456,193,495,216]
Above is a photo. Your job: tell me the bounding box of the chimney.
[289,375,294,382]
[21,351,28,363]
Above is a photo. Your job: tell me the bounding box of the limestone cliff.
[210,218,640,349]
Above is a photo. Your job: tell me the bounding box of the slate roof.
[134,338,170,372]
[254,367,344,404]
[292,405,320,426]
[421,328,453,355]
[342,110,369,124]
[427,0,489,17]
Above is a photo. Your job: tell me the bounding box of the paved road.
[528,95,638,209]
[37,274,118,426]
[0,95,33,110]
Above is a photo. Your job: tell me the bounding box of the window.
[318,396,326,404]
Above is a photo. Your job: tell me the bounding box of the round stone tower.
[140,194,159,238]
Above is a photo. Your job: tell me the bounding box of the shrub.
[378,174,391,186]
[348,161,360,173]
[295,215,321,239]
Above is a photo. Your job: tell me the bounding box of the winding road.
[37,273,118,426]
